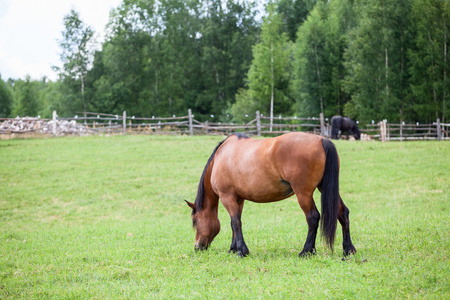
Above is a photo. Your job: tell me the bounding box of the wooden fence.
[361,119,449,141]
[56,110,324,137]
[1,109,448,141]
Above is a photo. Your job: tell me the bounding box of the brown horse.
[185,132,356,257]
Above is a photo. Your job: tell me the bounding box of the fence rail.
[0,110,448,141]
[363,119,449,141]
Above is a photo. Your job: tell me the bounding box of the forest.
[0,0,448,124]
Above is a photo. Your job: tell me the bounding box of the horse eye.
[193,219,197,227]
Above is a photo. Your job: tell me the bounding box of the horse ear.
[184,200,196,210]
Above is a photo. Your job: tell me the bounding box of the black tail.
[320,139,340,250]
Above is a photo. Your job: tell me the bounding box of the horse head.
[185,200,220,251]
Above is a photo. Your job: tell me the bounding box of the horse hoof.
[299,248,316,257]
[237,251,248,258]
[299,251,314,258]
[343,247,357,256]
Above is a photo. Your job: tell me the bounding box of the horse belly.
[212,149,293,203]
[236,171,294,203]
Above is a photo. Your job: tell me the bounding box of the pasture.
[0,135,448,299]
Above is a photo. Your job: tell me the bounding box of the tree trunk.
[385,47,389,98]
[270,42,274,132]
[429,32,439,119]
[155,63,159,105]
[314,42,323,115]
[81,74,86,123]
[443,20,447,122]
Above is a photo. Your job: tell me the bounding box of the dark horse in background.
[185,132,356,258]
[331,116,361,140]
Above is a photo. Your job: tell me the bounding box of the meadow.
[0,135,448,299]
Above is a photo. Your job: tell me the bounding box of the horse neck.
[202,175,219,214]
[196,161,219,214]
[202,194,219,215]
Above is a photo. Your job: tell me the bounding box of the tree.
[236,2,292,130]
[38,80,65,118]
[0,75,13,117]
[92,0,201,117]
[343,0,413,124]
[86,0,258,120]
[198,0,258,119]
[292,0,357,119]
[409,0,449,122]
[277,0,317,42]
[292,2,329,117]
[55,8,95,116]
[11,76,40,117]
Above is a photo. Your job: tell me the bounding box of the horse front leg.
[338,196,356,256]
[228,231,237,254]
[221,196,249,257]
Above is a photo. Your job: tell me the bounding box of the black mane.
[194,133,249,212]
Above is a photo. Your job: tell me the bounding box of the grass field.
[0,135,449,299]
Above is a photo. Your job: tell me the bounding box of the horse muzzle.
[195,242,209,251]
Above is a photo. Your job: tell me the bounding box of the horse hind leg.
[338,196,356,256]
[296,193,320,257]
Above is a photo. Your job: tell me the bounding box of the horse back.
[210,133,326,202]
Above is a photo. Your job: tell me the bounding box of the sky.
[0,0,122,81]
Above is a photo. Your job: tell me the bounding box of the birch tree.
[245,3,291,130]
[56,8,95,116]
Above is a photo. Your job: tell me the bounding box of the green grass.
[0,135,449,299]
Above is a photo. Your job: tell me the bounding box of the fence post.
[188,109,193,136]
[319,113,325,137]
[380,120,387,142]
[400,121,403,141]
[256,111,261,136]
[123,111,126,135]
[52,110,57,136]
[387,122,390,141]
[436,118,441,141]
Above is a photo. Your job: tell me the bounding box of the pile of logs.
[0,117,89,136]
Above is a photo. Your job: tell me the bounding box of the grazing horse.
[185,132,356,257]
[331,116,361,140]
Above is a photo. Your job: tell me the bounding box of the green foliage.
[3,0,449,124]
[228,88,262,122]
[0,75,13,117]
[55,8,96,115]
[277,0,317,42]
[81,0,259,120]
[343,0,414,124]
[197,0,259,119]
[0,136,449,298]
[233,3,293,122]
[293,1,331,117]
[37,80,65,118]
[11,76,41,117]
[408,0,450,122]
